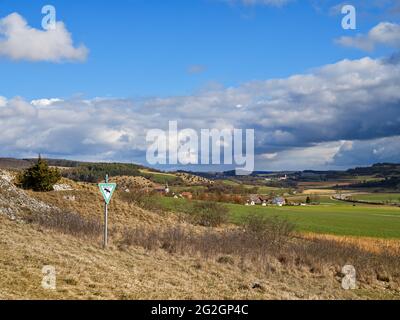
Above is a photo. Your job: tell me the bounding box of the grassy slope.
[0,216,278,300]
[1,208,369,300]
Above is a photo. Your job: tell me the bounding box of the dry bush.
[288,237,400,283]
[244,214,295,246]
[26,210,102,238]
[188,201,229,227]
[119,222,400,285]
[120,218,293,263]
[120,191,228,227]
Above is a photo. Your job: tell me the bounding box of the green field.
[139,169,180,184]
[352,193,400,204]
[159,197,400,239]
[352,175,385,182]
[287,195,341,205]
[221,181,286,194]
[228,202,400,239]
[221,179,240,186]
[257,186,288,194]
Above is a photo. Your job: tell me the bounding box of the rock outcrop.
[0,170,55,221]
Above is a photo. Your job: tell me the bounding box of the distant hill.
[347,163,400,177]
[348,176,400,190]
[2,157,400,185]
[0,158,211,186]
[0,158,33,169]
[0,158,85,169]
[0,158,146,183]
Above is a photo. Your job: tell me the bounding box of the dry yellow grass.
[26,179,177,229]
[303,233,400,255]
[0,215,384,300]
[111,175,159,190]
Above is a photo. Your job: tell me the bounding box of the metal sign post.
[104,183,108,249]
[98,174,116,249]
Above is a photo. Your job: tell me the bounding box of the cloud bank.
[1,54,400,170]
[0,13,88,62]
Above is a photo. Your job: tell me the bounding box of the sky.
[0,0,400,171]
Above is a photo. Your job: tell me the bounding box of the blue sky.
[0,0,394,99]
[0,0,400,171]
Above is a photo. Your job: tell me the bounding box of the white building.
[272,197,286,207]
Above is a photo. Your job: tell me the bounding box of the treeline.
[193,193,244,204]
[62,163,142,183]
[264,180,297,188]
[181,183,258,205]
[347,163,400,177]
[349,177,400,190]
[205,182,258,195]
[45,159,82,168]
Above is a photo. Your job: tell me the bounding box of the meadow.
[351,193,400,204]
[159,197,400,239]
[139,169,180,184]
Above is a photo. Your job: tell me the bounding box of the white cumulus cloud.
[0,13,88,62]
[336,22,400,51]
[31,98,63,107]
[0,96,7,107]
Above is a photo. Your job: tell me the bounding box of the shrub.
[244,214,295,245]
[189,201,229,227]
[310,195,321,204]
[18,156,61,192]
[120,226,160,250]
[119,223,400,285]
[120,223,292,263]
[26,210,102,238]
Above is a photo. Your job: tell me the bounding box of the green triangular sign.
[99,183,117,204]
